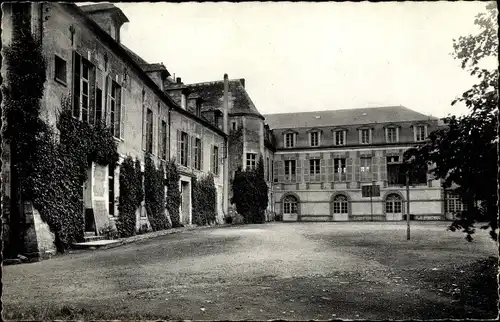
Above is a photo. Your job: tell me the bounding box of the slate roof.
[263,106,437,130]
[185,79,264,119]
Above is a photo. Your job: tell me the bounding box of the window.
[246,153,257,170]
[415,125,426,142]
[212,145,219,175]
[283,195,298,214]
[386,194,403,214]
[231,121,237,131]
[284,160,296,175]
[180,131,188,166]
[310,159,320,175]
[360,157,372,181]
[146,109,153,154]
[387,156,405,186]
[335,130,346,146]
[161,120,168,160]
[360,129,371,144]
[266,157,270,181]
[445,192,467,214]
[54,55,67,85]
[310,131,319,147]
[333,195,348,214]
[411,165,428,185]
[72,53,95,123]
[194,138,202,170]
[386,127,398,143]
[334,158,346,173]
[285,133,295,148]
[110,81,121,138]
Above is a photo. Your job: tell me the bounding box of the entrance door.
[181,181,190,225]
[108,165,115,217]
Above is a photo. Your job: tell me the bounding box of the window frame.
[386,127,398,143]
[146,108,154,154]
[246,153,257,170]
[284,159,296,175]
[54,55,67,86]
[414,125,427,142]
[284,132,295,148]
[309,158,320,175]
[333,195,349,214]
[212,145,219,175]
[360,128,371,144]
[334,130,346,146]
[310,131,320,147]
[180,131,189,166]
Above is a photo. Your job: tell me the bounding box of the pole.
[222,74,229,220]
[406,170,411,240]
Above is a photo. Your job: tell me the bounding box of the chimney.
[176,77,182,84]
[239,78,245,88]
[79,3,129,43]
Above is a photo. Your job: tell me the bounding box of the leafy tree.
[144,156,168,231]
[404,3,498,241]
[230,155,269,224]
[165,159,181,228]
[192,174,217,225]
[117,156,143,238]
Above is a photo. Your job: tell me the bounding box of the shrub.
[117,157,143,238]
[231,155,269,224]
[165,159,181,227]
[192,174,217,226]
[144,155,168,231]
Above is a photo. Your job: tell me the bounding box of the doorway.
[181,180,190,225]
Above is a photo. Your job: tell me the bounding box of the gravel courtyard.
[2,222,498,320]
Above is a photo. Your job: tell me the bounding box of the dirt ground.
[2,222,498,320]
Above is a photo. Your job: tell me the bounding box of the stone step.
[72,239,122,250]
[83,235,106,242]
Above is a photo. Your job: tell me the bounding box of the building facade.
[264,106,458,222]
[1,2,228,258]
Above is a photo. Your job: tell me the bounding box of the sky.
[95,1,495,118]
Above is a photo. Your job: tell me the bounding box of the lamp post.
[406,170,411,240]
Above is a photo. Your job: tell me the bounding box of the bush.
[192,174,217,226]
[138,224,150,235]
[99,223,119,240]
[117,157,143,238]
[165,159,181,227]
[144,155,168,231]
[231,155,269,224]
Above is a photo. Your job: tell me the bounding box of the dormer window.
[359,128,372,144]
[195,100,202,117]
[414,125,427,142]
[385,127,399,143]
[334,129,347,146]
[284,132,296,148]
[310,131,320,147]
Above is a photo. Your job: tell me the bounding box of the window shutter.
[303,159,309,182]
[320,158,326,181]
[277,160,284,182]
[379,156,387,181]
[152,111,157,155]
[157,115,162,157]
[355,154,361,182]
[295,159,302,183]
[106,75,112,126]
[186,135,191,168]
[191,136,197,168]
[119,86,125,139]
[346,157,353,182]
[200,138,204,171]
[210,145,214,172]
[89,66,96,125]
[372,156,379,181]
[72,52,81,119]
[142,104,146,151]
[176,130,181,165]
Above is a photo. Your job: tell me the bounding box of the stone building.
[171,78,276,220]
[264,106,463,221]
[1,2,228,258]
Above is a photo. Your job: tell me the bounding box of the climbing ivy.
[144,155,168,231]
[165,159,181,227]
[192,174,217,226]
[117,156,143,237]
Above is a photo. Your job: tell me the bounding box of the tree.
[404,2,498,241]
[230,155,269,224]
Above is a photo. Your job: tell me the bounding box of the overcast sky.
[106,1,494,117]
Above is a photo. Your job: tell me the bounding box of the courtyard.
[2,222,498,320]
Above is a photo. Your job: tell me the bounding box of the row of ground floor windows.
[282,192,465,215]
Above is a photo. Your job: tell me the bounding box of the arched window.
[283,195,298,214]
[386,194,402,214]
[333,195,349,214]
